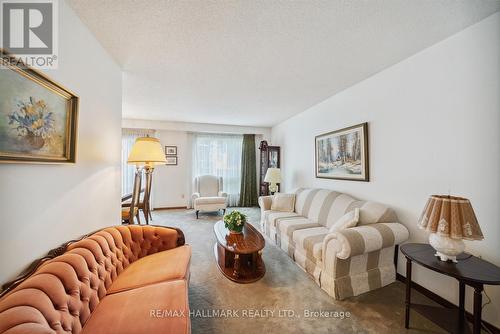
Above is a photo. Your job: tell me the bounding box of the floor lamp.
[127,136,166,224]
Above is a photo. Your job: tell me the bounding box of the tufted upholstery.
[0,225,189,334]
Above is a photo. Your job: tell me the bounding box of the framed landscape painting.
[0,52,78,163]
[315,122,369,181]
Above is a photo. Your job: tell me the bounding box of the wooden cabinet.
[258,141,280,196]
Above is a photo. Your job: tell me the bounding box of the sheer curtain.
[121,128,155,196]
[192,133,243,206]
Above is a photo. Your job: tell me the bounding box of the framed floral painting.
[0,52,78,163]
[315,122,369,181]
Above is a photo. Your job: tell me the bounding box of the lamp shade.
[264,168,281,183]
[418,195,483,241]
[127,137,166,166]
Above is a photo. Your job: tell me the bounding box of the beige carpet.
[152,207,446,334]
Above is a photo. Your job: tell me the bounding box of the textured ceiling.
[67,0,500,127]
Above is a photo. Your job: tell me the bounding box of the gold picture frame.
[0,50,78,164]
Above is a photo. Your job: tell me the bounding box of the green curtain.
[239,134,258,207]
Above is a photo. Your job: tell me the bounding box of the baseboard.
[396,273,499,334]
[153,206,188,210]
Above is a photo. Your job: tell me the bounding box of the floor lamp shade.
[127,137,166,166]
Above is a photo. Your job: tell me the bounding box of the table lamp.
[127,136,166,223]
[264,168,281,195]
[418,195,483,262]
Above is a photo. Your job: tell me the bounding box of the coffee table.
[213,220,265,283]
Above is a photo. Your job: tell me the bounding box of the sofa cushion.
[292,226,329,264]
[194,196,226,205]
[276,217,319,240]
[108,245,191,294]
[323,193,359,228]
[357,201,398,225]
[275,217,319,257]
[81,280,190,334]
[271,193,295,212]
[293,188,358,227]
[329,208,359,232]
[263,210,299,227]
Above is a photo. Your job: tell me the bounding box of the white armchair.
[192,175,228,219]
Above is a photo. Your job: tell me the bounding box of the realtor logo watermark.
[1,0,58,68]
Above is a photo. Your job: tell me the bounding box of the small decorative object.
[258,141,280,196]
[418,195,483,262]
[315,122,369,181]
[165,145,177,155]
[165,156,177,165]
[0,53,78,163]
[269,149,279,168]
[264,168,281,194]
[223,210,247,234]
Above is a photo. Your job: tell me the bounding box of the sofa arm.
[192,192,200,201]
[322,223,409,261]
[218,191,228,198]
[258,196,273,211]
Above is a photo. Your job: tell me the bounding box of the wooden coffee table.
[213,220,265,283]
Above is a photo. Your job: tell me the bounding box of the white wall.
[0,0,122,284]
[122,119,271,138]
[272,13,500,327]
[123,119,271,209]
[152,130,266,209]
[154,130,190,208]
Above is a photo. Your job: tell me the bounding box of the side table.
[401,243,500,334]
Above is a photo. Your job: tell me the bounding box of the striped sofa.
[258,188,409,300]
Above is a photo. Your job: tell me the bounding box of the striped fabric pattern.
[320,223,408,300]
[293,227,329,274]
[321,247,396,300]
[292,188,398,228]
[261,210,299,239]
[276,217,319,256]
[258,188,409,301]
[322,223,409,260]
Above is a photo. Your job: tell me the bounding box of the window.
[192,133,243,206]
[121,128,155,196]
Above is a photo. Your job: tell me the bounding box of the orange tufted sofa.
[0,225,191,334]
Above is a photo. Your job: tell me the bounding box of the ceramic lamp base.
[429,233,465,263]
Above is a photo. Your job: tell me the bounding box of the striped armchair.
[259,188,409,300]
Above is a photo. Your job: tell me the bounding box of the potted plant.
[223,210,247,234]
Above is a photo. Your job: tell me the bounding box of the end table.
[401,243,500,334]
